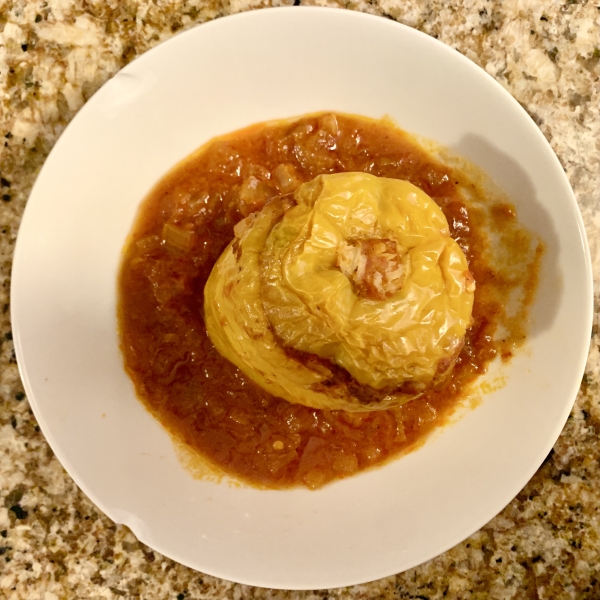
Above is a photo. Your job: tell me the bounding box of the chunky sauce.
[118,113,542,489]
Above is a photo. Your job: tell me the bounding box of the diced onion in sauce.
[273,163,302,194]
[161,223,194,253]
[237,176,275,217]
[136,235,161,254]
[318,113,339,136]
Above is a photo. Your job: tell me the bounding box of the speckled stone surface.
[0,0,599,598]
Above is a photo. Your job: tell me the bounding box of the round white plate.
[11,8,592,590]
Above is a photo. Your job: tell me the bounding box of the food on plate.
[205,172,475,411]
[118,113,543,489]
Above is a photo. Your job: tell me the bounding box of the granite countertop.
[0,0,599,598]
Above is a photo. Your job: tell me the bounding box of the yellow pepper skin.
[205,173,475,411]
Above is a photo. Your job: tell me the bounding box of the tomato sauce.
[118,113,542,489]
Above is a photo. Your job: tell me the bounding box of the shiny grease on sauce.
[118,113,543,489]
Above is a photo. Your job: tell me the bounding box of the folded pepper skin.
[204,173,475,411]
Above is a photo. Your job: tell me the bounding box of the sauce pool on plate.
[118,113,543,489]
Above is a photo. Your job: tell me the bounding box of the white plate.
[11,8,592,590]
